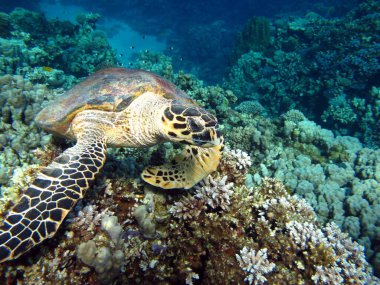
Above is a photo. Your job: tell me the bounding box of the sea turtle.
[0,68,223,262]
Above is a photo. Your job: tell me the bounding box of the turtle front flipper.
[142,141,224,189]
[0,129,106,262]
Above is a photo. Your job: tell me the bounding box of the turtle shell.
[36,68,193,136]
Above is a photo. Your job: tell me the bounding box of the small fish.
[42,66,53,72]
[145,49,149,53]
[170,46,174,50]
[179,57,183,61]
[129,62,133,66]
[119,53,123,57]
[130,45,135,49]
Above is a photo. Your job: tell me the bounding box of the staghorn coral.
[244,178,376,284]
[218,147,252,185]
[194,176,234,211]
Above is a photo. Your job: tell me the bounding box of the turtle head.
[160,101,222,147]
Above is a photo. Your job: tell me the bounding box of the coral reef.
[248,111,380,274]
[193,100,379,276]
[61,0,358,83]
[0,8,117,79]
[76,212,126,283]
[0,155,377,284]
[0,5,379,283]
[225,1,380,146]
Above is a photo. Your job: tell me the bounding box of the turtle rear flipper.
[142,142,223,189]
[0,129,106,262]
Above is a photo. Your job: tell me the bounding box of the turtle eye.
[188,117,204,132]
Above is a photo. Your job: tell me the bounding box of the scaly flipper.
[0,129,106,262]
[141,141,224,189]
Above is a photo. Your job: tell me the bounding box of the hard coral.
[226,1,380,145]
[236,247,276,285]
[170,175,233,219]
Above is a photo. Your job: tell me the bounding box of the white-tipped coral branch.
[169,176,234,219]
[236,247,276,285]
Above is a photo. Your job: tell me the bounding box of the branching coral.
[194,176,234,211]
[236,247,276,285]
[218,147,252,185]
[287,221,373,284]
[170,175,234,219]
[1,168,378,284]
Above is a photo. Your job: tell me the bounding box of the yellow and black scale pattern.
[0,129,106,262]
[142,101,223,189]
[162,100,221,145]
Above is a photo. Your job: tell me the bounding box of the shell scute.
[35,68,191,135]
